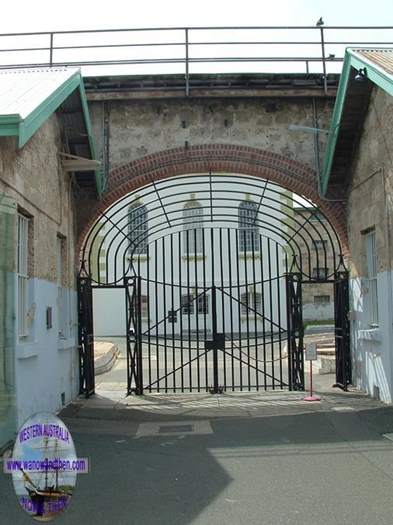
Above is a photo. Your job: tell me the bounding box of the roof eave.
[77,81,105,196]
[0,114,20,136]
[17,71,81,148]
[321,48,393,195]
[320,51,353,195]
[0,70,103,197]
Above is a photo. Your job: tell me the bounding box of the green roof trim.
[0,70,103,196]
[0,114,19,136]
[17,72,81,148]
[77,81,105,196]
[321,48,393,195]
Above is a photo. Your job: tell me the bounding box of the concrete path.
[2,388,393,524]
[94,341,119,375]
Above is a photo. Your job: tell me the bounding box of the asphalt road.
[2,388,393,525]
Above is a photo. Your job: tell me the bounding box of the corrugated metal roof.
[0,67,79,118]
[352,48,393,77]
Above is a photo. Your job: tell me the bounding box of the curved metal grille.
[81,173,345,284]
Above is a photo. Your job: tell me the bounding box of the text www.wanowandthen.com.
[4,457,89,473]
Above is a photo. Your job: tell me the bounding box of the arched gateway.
[77,149,350,398]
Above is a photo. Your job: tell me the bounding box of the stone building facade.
[322,48,393,402]
[347,85,393,402]
[0,68,98,448]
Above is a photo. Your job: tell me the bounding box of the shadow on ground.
[2,394,393,525]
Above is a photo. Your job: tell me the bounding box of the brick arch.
[77,144,348,258]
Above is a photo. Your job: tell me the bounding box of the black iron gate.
[122,245,306,395]
[77,174,351,397]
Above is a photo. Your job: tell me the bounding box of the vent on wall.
[46,307,52,329]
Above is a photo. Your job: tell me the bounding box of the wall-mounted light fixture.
[355,68,367,82]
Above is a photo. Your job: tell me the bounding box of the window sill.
[16,342,39,360]
[358,328,381,342]
[127,255,150,261]
[239,253,261,260]
[182,255,206,261]
[58,336,77,351]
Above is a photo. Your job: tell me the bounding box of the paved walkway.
[2,386,393,524]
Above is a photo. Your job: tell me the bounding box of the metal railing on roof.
[0,25,393,94]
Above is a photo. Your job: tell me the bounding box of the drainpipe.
[312,98,345,203]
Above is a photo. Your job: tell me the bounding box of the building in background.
[294,207,335,324]
[92,177,289,338]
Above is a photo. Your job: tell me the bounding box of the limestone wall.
[347,85,393,402]
[89,97,333,174]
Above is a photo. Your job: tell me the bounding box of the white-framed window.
[240,291,262,315]
[17,214,29,337]
[183,197,203,255]
[364,229,378,326]
[314,295,330,305]
[181,293,209,315]
[238,200,259,252]
[310,211,326,222]
[128,203,148,255]
[181,294,195,315]
[312,267,328,280]
[197,294,209,315]
[141,295,149,318]
[314,239,328,250]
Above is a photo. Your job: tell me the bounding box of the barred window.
[314,295,330,305]
[141,295,149,318]
[181,293,209,315]
[183,197,203,255]
[240,291,262,315]
[364,229,378,326]
[197,294,209,314]
[312,267,328,280]
[128,203,148,255]
[181,294,194,315]
[314,239,328,250]
[238,200,259,252]
[17,214,29,337]
[310,211,325,222]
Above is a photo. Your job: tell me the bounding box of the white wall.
[303,302,334,322]
[92,177,289,337]
[14,277,78,427]
[93,288,126,336]
[350,271,393,403]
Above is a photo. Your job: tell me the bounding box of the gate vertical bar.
[125,276,142,395]
[77,276,95,397]
[136,275,144,394]
[285,272,305,390]
[211,285,219,394]
[125,281,132,395]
